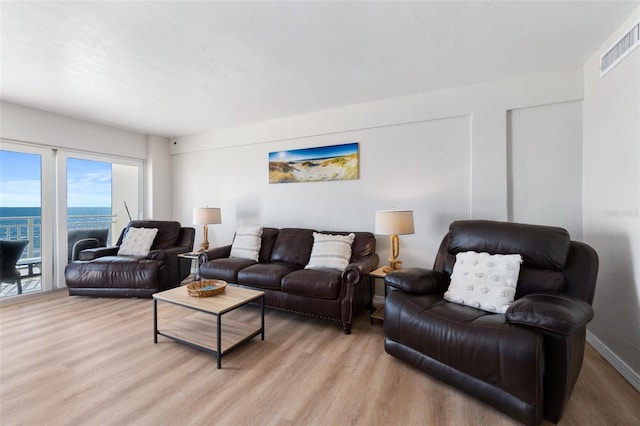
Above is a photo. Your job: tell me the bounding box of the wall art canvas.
[269,142,359,184]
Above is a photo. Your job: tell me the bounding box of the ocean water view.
[0,207,112,257]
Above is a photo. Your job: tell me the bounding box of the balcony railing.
[0,214,115,258]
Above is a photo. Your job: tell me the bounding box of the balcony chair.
[65,220,195,297]
[383,220,598,425]
[0,239,30,294]
[67,228,110,262]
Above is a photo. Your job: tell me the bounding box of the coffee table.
[153,284,265,368]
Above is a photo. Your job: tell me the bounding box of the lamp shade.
[375,210,415,235]
[193,207,222,225]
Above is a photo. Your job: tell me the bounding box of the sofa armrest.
[385,267,447,295]
[198,245,233,266]
[506,293,594,336]
[77,246,119,260]
[342,253,380,285]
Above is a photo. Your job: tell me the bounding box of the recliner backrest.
[117,220,181,249]
[433,220,596,302]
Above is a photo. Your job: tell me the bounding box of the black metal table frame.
[153,295,265,369]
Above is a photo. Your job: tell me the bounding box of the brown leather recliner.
[65,220,195,297]
[384,220,598,425]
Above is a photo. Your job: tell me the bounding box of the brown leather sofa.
[65,220,195,297]
[199,227,379,334]
[384,220,598,425]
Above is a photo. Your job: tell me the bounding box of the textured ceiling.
[1,1,638,138]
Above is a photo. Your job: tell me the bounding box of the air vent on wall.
[600,18,640,77]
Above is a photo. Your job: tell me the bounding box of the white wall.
[0,101,148,158]
[172,68,585,299]
[508,101,583,239]
[583,8,640,390]
[0,101,173,219]
[146,135,173,220]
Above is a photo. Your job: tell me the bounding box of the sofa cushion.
[305,232,355,271]
[199,257,257,283]
[230,225,263,261]
[282,269,342,299]
[351,232,376,261]
[270,228,314,266]
[237,262,302,290]
[259,227,280,262]
[444,251,522,314]
[385,289,542,405]
[118,227,158,256]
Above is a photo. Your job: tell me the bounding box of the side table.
[369,266,388,322]
[177,252,201,283]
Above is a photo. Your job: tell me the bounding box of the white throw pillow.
[305,232,355,271]
[117,227,159,256]
[230,225,263,261]
[444,251,522,314]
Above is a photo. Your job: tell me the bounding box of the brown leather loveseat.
[199,227,379,334]
[384,220,598,425]
[66,220,195,297]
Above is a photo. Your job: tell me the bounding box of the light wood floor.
[1,290,639,426]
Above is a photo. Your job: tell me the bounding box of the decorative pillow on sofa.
[117,227,159,256]
[230,225,263,261]
[305,232,355,271]
[444,251,522,314]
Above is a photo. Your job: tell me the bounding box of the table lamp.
[375,209,415,272]
[193,207,222,252]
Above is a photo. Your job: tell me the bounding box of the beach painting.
[269,143,359,184]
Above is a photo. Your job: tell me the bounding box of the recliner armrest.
[506,293,594,335]
[342,253,380,285]
[71,238,101,261]
[385,267,446,294]
[78,246,118,260]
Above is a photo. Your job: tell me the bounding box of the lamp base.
[383,258,403,273]
[199,224,210,252]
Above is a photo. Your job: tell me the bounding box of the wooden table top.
[153,284,264,315]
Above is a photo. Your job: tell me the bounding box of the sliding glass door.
[1,142,143,300]
[55,152,143,288]
[0,142,53,298]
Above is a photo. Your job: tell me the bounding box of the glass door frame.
[0,140,54,301]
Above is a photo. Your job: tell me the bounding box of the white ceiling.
[1,1,638,138]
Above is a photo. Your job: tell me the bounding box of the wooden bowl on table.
[186,280,227,297]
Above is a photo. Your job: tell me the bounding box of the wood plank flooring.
[1,290,639,425]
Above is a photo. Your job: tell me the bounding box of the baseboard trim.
[587,330,640,392]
